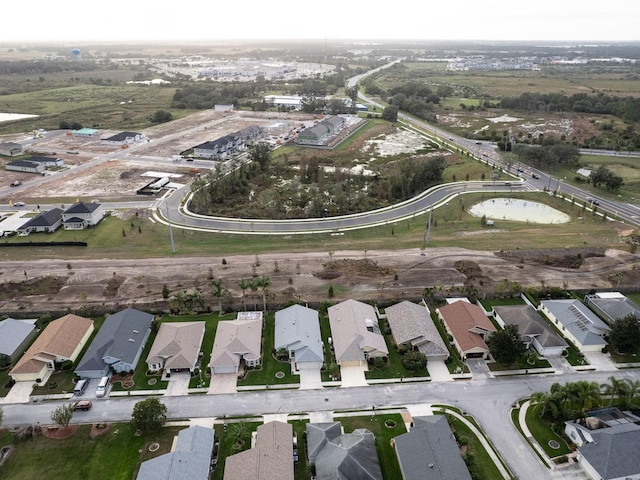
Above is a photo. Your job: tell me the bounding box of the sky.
[2,0,639,44]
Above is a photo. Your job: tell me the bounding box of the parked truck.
[10,180,21,187]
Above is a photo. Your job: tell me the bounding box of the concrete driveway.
[0,381,33,404]
[339,365,367,387]
[164,371,191,396]
[208,373,237,394]
[582,352,618,372]
[299,368,323,390]
[466,358,493,379]
[428,359,454,382]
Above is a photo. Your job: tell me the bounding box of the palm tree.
[572,381,601,417]
[624,379,640,407]
[601,376,628,406]
[237,279,249,311]
[210,279,224,315]
[255,276,270,312]
[248,279,259,310]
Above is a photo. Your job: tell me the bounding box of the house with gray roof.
[565,408,640,480]
[328,299,388,368]
[539,299,609,352]
[210,312,263,374]
[385,301,449,361]
[102,131,143,145]
[5,160,44,174]
[62,202,105,230]
[584,292,640,324]
[0,142,24,156]
[306,421,383,480]
[147,321,205,373]
[394,415,472,480]
[493,305,567,356]
[275,304,324,373]
[17,208,63,235]
[137,425,214,480]
[75,308,153,379]
[0,318,38,362]
[224,421,294,480]
[25,156,64,167]
[295,116,345,146]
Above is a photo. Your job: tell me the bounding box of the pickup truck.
[10,180,21,187]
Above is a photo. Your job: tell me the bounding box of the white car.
[13,201,25,207]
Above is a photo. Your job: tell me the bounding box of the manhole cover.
[275,371,285,379]
[548,440,560,449]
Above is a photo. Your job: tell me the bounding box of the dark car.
[531,173,540,179]
[72,400,92,411]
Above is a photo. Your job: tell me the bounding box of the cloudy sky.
[2,0,638,43]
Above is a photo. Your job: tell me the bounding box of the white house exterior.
[17,208,63,235]
[101,131,144,146]
[6,160,45,174]
[62,202,105,230]
[539,299,609,352]
[0,142,24,156]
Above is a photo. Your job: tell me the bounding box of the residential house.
[17,208,63,235]
[62,202,105,230]
[0,142,24,156]
[306,421,383,480]
[235,125,263,145]
[193,135,238,160]
[539,299,609,352]
[210,312,263,374]
[295,116,345,146]
[9,314,94,383]
[102,131,144,146]
[24,156,64,167]
[565,408,640,480]
[385,301,449,361]
[71,128,100,137]
[224,421,294,480]
[274,304,324,373]
[137,425,214,480]
[493,305,567,356]
[394,415,473,480]
[327,299,388,367]
[584,292,640,324]
[0,318,38,362]
[146,321,205,373]
[436,300,496,360]
[75,308,153,379]
[5,160,45,174]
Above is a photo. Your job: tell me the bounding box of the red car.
[72,400,92,411]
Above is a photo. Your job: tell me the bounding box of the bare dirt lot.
[0,246,637,315]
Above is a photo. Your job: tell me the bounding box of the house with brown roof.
[9,314,94,383]
[146,322,205,373]
[385,301,449,361]
[328,299,388,367]
[210,312,263,374]
[436,300,495,360]
[223,421,294,480]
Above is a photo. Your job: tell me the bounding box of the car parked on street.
[71,400,92,411]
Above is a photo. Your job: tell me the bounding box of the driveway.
[545,354,575,374]
[299,368,323,390]
[164,371,191,396]
[0,381,33,404]
[582,352,618,372]
[208,373,237,394]
[340,365,368,387]
[428,359,454,382]
[466,359,493,379]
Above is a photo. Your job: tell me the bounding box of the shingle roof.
[63,202,100,214]
[223,421,294,480]
[577,421,640,480]
[437,301,495,354]
[540,299,609,346]
[210,314,263,370]
[75,308,153,375]
[385,301,448,358]
[19,208,62,229]
[10,314,93,375]
[493,305,567,349]
[0,318,37,357]
[137,425,214,480]
[586,293,640,323]
[328,300,388,363]
[103,131,141,142]
[147,322,205,370]
[394,415,473,480]
[274,304,323,363]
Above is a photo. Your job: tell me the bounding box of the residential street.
[3,367,639,479]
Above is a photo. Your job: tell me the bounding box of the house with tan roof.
[210,312,263,374]
[146,321,205,373]
[328,299,388,367]
[223,420,294,480]
[9,314,94,383]
[436,300,496,360]
[385,301,449,361]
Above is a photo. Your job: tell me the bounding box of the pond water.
[0,113,38,123]
[469,198,570,224]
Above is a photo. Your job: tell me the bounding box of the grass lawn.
[525,404,572,458]
[0,368,12,398]
[0,423,180,480]
[429,311,468,374]
[443,413,507,480]
[238,312,299,387]
[337,413,406,480]
[487,355,552,372]
[562,345,588,367]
